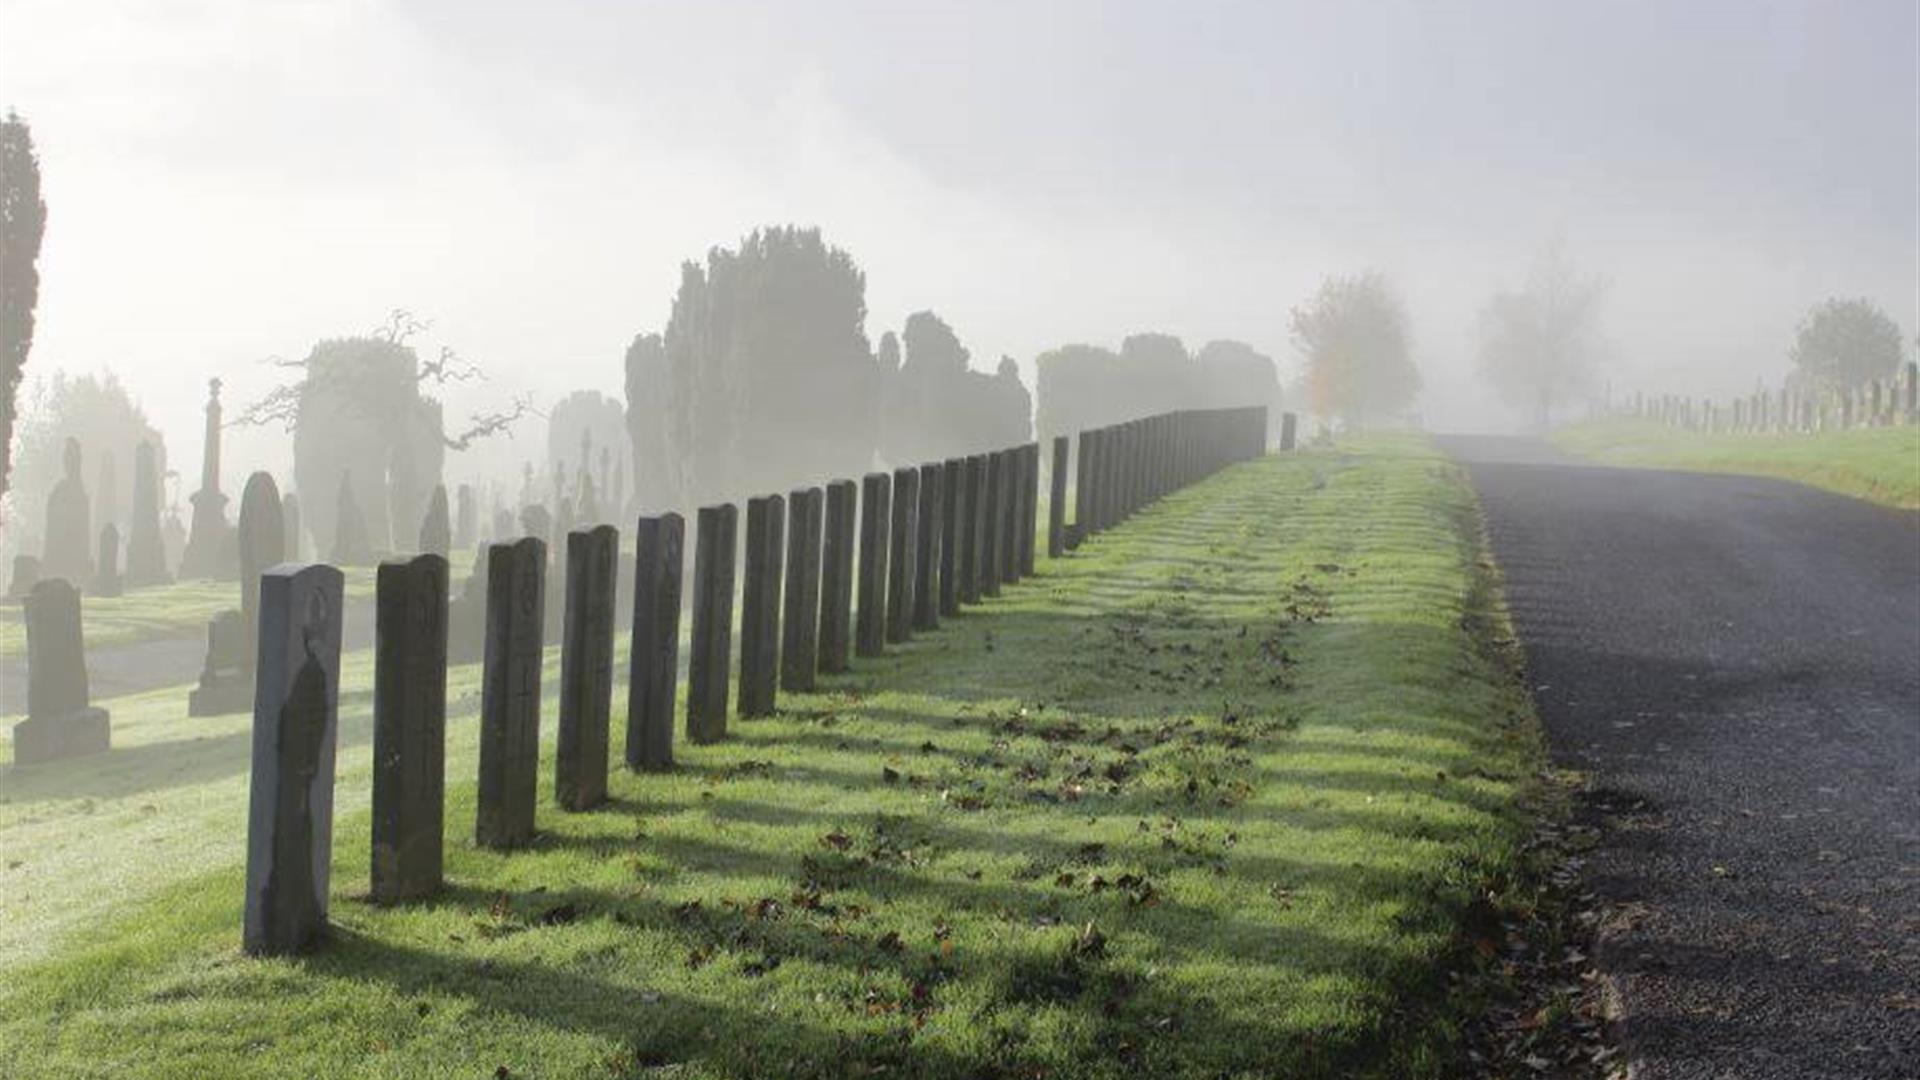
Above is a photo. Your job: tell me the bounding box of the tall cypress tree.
[0,110,47,508]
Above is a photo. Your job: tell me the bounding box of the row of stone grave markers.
[240,405,1286,954]
[1619,361,1920,434]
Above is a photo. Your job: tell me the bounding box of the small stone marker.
[938,458,964,616]
[856,473,890,657]
[371,554,448,903]
[11,579,112,765]
[887,467,918,644]
[687,504,737,744]
[242,562,344,955]
[913,462,942,631]
[737,495,785,718]
[477,536,546,849]
[557,525,618,810]
[93,524,123,597]
[781,488,824,692]
[625,513,684,771]
[1048,436,1070,558]
[817,480,857,674]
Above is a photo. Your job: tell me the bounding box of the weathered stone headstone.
[887,468,918,644]
[331,472,373,565]
[913,463,941,632]
[938,457,964,616]
[961,454,987,603]
[856,473,890,657]
[1280,411,1298,451]
[454,484,477,549]
[625,513,683,771]
[242,562,344,955]
[237,472,287,674]
[1072,430,1093,547]
[557,526,618,810]
[92,524,123,598]
[492,508,515,543]
[180,378,233,580]
[419,484,451,557]
[6,554,40,600]
[41,437,93,584]
[126,441,171,588]
[1048,436,1070,558]
[281,491,303,562]
[980,451,1004,598]
[476,537,546,849]
[93,450,119,541]
[11,579,112,765]
[447,543,489,663]
[371,554,447,903]
[738,495,785,717]
[187,608,249,715]
[817,481,856,674]
[687,504,737,744]
[781,488,824,692]
[1017,443,1038,577]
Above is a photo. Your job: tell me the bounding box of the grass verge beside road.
[0,437,1545,1079]
[1554,420,1920,509]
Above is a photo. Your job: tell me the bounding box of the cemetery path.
[1442,436,1920,1080]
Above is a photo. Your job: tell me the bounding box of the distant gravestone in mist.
[12,578,112,765]
[447,543,488,664]
[189,610,251,716]
[125,441,171,588]
[93,524,123,598]
[282,491,304,561]
[41,437,93,585]
[454,484,476,549]
[7,555,42,600]
[237,473,287,674]
[242,563,344,956]
[419,484,451,557]
[330,472,374,565]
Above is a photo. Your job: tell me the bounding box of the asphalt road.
[1442,437,1920,1080]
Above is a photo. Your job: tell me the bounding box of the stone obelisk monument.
[179,377,233,580]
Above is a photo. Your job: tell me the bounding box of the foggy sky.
[1,0,1913,493]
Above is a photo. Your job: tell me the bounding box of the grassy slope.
[1554,420,1920,509]
[0,438,1541,1079]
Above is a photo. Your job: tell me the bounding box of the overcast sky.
[2,0,1914,489]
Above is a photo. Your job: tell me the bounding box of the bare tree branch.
[442,394,534,451]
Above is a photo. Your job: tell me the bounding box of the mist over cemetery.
[2,8,1918,1080]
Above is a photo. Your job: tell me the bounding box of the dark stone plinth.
[557,525,618,810]
[738,495,785,717]
[242,562,345,956]
[477,537,545,849]
[886,468,918,644]
[687,504,737,745]
[626,513,683,771]
[1048,436,1070,558]
[938,458,964,616]
[981,451,1004,598]
[962,454,987,603]
[818,481,856,674]
[913,463,941,631]
[856,473,890,658]
[781,489,824,692]
[371,554,448,903]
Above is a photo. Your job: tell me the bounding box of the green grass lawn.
[1554,420,1920,509]
[0,438,1543,1079]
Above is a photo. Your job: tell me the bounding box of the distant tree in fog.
[1476,243,1605,430]
[1291,272,1417,427]
[1034,334,1197,439]
[5,371,165,552]
[1,110,46,509]
[545,389,625,521]
[623,331,679,511]
[877,310,1031,463]
[1194,339,1284,439]
[657,226,881,503]
[1787,298,1903,393]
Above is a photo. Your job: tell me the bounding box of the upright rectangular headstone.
[963,454,988,602]
[1048,436,1070,559]
[687,504,737,744]
[818,481,856,673]
[243,562,345,955]
[737,495,785,717]
[371,553,448,903]
[1018,443,1038,576]
[625,513,683,771]
[11,579,111,764]
[556,526,618,810]
[938,458,964,616]
[781,488,824,691]
[477,537,545,849]
[913,462,942,631]
[856,473,890,657]
[887,467,918,644]
[981,451,1004,597]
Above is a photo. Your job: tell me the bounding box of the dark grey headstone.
[242,562,344,955]
[1016,443,1037,578]
[981,451,1004,598]
[687,504,737,744]
[371,554,448,903]
[856,473,890,657]
[962,454,987,603]
[477,536,545,849]
[781,488,824,692]
[11,578,111,764]
[93,524,123,598]
[626,513,683,771]
[938,458,963,616]
[126,441,170,587]
[817,481,856,674]
[557,525,618,810]
[1049,436,1070,558]
[913,463,941,631]
[738,495,785,718]
[1072,430,1093,546]
[886,468,918,644]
